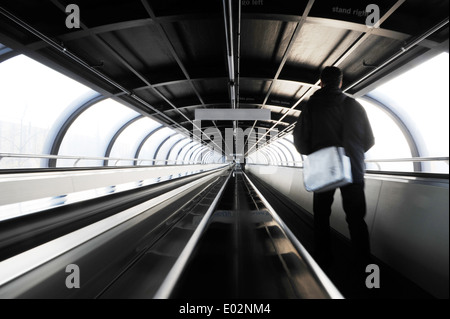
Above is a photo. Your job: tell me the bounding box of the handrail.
[365,157,449,163]
[248,157,449,167]
[2,153,448,169]
[0,152,204,166]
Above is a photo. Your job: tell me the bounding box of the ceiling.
[0,0,448,156]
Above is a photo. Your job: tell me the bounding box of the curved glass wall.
[278,137,302,166]
[152,134,185,165]
[369,52,449,173]
[359,99,413,172]
[247,134,302,167]
[3,52,446,173]
[138,127,176,165]
[272,141,293,165]
[0,54,209,169]
[167,139,191,164]
[57,99,140,167]
[0,55,95,168]
[178,142,197,164]
[108,118,162,166]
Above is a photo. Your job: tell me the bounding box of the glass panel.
[152,134,185,165]
[278,138,302,166]
[272,141,293,165]
[277,143,291,164]
[265,147,280,164]
[192,146,208,163]
[57,99,140,167]
[184,144,202,164]
[359,99,413,172]
[265,144,283,164]
[178,141,197,164]
[370,52,449,173]
[0,55,96,169]
[137,127,175,165]
[248,151,269,165]
[109,118,162,166]
[167,138,190,164]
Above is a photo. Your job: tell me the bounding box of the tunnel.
[0,0,448,305]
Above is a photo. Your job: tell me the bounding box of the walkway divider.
[154,170,233,299]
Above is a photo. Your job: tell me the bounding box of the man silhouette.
[294,66,375,271]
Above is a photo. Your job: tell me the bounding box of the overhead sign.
[195,109,271,121]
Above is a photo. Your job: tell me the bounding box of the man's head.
[320,66,343,88]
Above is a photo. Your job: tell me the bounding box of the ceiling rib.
[244,0,316,150]
[236,1,242,109]
[140,0,205,106]
[21,12,440,53]
[140,0,230,156]
[258,7,449,153]
[222,0,236,109]
[49,0,222,152]
[261,0,316,107]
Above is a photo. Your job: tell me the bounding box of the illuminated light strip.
[154,170,232,299]
[0,171,224,287]
[243,172,344,299]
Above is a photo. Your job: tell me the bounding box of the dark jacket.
[294,86,375,183]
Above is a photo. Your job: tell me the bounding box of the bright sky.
[0,55,94,128]
[371,52,449,157]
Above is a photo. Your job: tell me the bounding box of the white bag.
[303,146,352,193]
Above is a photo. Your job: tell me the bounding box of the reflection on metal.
[0,167,228,289]
[154,170,233,299]
[242,172,344,299]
